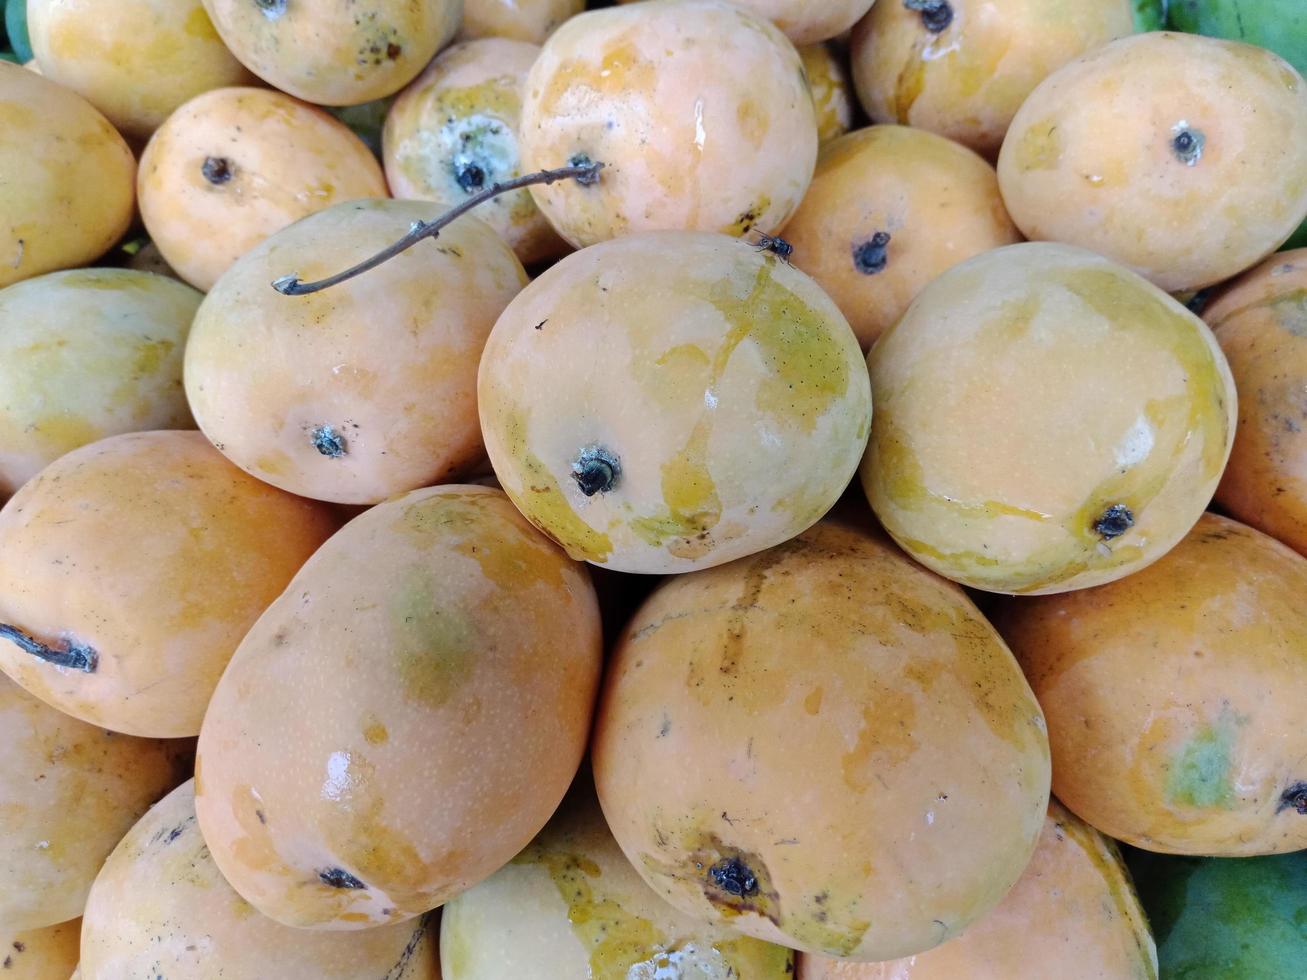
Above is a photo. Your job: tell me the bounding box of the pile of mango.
[2,1,1306,977]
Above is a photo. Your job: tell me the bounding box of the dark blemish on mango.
[1094,504,1134,540]
[651,835,781,924]
[1278,781,1307,815]
[319,867,367,889]
[254,0,287,20]
[455,162,487,192]
[386,43,402,61]
[255,809,267,824]
[310,424,347,459]
[568,153,601,185]
[853,232,891,275]
[657,715,670,737]
[0,623,97,672]
[381,914,432,980]
[709,856,759,897]
[201,156,234,185]
[1171,126,1205,166]
[571,445,622,496]
[905,0,954,33]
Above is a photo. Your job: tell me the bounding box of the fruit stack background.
[2,0,1306,977]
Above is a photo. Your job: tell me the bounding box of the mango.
[592,520,1051,961]
[520,0,817,248]
[459,0,583,44]
[0,268,201,499]
[0,672,188,930]
[478,230,872,574]
[800,42,854,145]
[440,777,793,977]
[995,513,1307,855]
[195,486,603,929]
[0,63,134,288]
[862,242,1235,595]
[81,781,439,979]
[185,201,527,504]
[998,32,1307,293]
[0,920,80,979]
[0,431,339,737]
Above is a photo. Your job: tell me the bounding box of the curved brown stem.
[272,160,604,297]
[0,623,97,672]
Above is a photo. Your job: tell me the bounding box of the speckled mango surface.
[201,0,461,106]
[80,781,438,979]
[851,0,1134,157]
[0,672,187,931]
[592,520,1051,961]
[0,431,339,737]
[998,32,1307,293]
[520,0,817,248]
[1207,250,1307,556]
[800,799,1157,979]
[440,779,793,978]
[385,39,567,265]
[994,513,1307,856]
[137,86,386,291]
[28,0,254,139]
[782,124,1021,349]
[0,268,201,500]
[862,242,1236,595]
[185,200,527,505]
[195,486,602,930]
[0,919,81,979]
[0,62,135,289]
[478,231,872,575]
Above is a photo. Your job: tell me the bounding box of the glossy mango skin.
[138,87,387,291]
[782,125,1021,349]
[994,513,1307,856]
[195,486,603,930]
[201,0,461,106]
[861,242,1236,595]
[799,43,854,145]
[81,781,438,979]
[0,673,188,931]
[0,269,201,499]
[1206,250,1307,556]
[592,520,1051,961]
[185,201,527,505]
[384,39,567,265]
[0,63,135,289]
[799,799,1157,979]
[440,780,793,978]
[28,0,254,139]
[478,231,872,575]
[851,0,1134,158]
[0,919,81,979]
[998,32,1307,293]
[520,0,817,248]
[0,431,339,737]
[458,0,582,44]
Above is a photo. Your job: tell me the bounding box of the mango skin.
[1206,250,1307,556]
[385,39,567,266]
[0,268,201,499]
[458,0,582,44]
[799,799,1157,979]
[998,32,1307,293]
[0,62,135,289]
[201,0,461,106]
[440,779,793,978]
[592,520,1051,962]
[478,230,872,575]
[520,0,817,248]
[138,86,387,291]
[862,242,1236,595]
[0,672,188,931]
[185,200,527,505]
[80,781,439,979]
[28,0,254,139]
[800,43,854,145]
[782,125,1021,350]
[850,0,1135,158]
[994,513,1307,856]
[1127,848,1307,979]
[0,431,339,738]
[195,486,603,930]
[0,919,80,979]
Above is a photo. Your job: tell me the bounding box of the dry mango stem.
[0,623,97,673]
[271,160,605,296]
